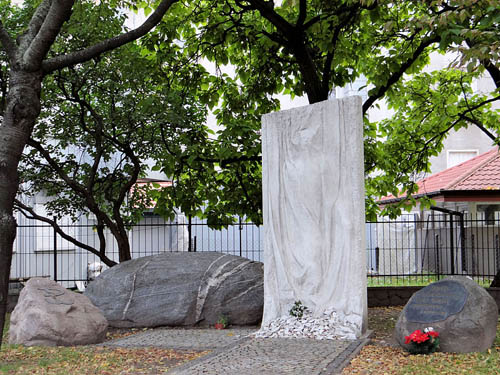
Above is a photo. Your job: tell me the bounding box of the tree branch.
[458,73,498,142]
[260,29,288,45]
[302,15,321,30]
[463,94,500,113]
[462,114,498,142]
[0,21,17,61]
[42,0,179,73]
[27,138,88,195]
[198,154,261,167]
[17,0,52,48]
[363,34,440,114]
[14,199,117,267]
[246,0,295,36]
[296,0,307,27]
[235,167,259,215]
[62,82,106,191]
[23,0,75,70]
[411,95,500,161]
[482,59,500,89]
[466,39,500,89]
[27,137,134,256]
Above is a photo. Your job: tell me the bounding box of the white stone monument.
[259,97,367,340]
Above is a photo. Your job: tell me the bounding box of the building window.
[477,204,500,226]
[447,150,479,168]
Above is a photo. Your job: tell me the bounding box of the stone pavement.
[103,328,370,374]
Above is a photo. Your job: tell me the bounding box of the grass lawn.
[1,314,207,374]
[367,275,493,288]
[343,306,500,375]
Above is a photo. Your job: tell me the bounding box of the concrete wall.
[368,286,500,311]
[9,284,500,313]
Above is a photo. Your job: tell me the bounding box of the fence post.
[188,215,192,252]
[435,234,440,280]
[53,216,57,282]
[460,213,466,272]
[471,233,476,276]
[496,234,500,275]
[239,217,243,257]
[450,215,455,275]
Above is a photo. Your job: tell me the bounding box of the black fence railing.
[9,212,500,288]
[366,213,500,287]
[10,215,262,288]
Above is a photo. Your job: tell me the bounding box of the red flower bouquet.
[404,327,440,354]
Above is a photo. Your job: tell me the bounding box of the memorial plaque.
[405,280,467,323]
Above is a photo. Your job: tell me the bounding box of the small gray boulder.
[395,276,498,353]
[9,278,108,346]
[84,252,264,328]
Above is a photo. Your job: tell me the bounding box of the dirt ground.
[343,306,421,375]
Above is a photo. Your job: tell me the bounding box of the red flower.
[404,328,440,354]
[409,330,421,341]
[414,333,429,343]
[406,329,436,344]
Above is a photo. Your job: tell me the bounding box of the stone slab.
[261,97,367,338]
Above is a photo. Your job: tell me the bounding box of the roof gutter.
[377,190,443,205]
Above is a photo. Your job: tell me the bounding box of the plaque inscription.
[405,280,467,323]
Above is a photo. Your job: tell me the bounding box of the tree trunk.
[490,273,500,288]
[116,235,132,263]
[291,40,329,104]
[0,214,16,347]
[0,69,42,348]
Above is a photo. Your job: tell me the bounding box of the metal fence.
[9,212,500,288]
[10,215,262,289]
[366,213,500,286]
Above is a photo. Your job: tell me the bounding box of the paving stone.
[102,328,257,350]
[103,327,366,374]
[170,338,355,375]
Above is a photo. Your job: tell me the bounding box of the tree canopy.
[144,0,500,220]
[0,0,179,348]
[367,0,500,218]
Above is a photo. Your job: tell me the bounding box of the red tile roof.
[380,148,500,202]
[134,178,172,188]
[130,178,172,208]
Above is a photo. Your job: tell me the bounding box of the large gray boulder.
[9,278,108,346]
[395,276,498,353]
[84,252,264,328]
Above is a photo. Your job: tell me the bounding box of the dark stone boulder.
[84,252,264,328]
[395,276,498,353]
